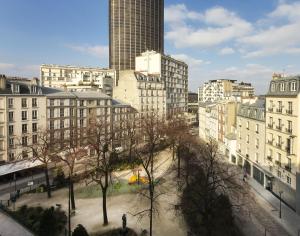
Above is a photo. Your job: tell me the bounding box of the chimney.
[0,74,7,90]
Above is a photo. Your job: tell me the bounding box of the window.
[287,176,291,185]
[255,153,259,163]
[50,99,54,106]
[80,119,84,127]
[287,102,293,114]
[32,110,37,120]
[9,153,15,161]
[277,153,281,167]
[22,136,28,146]
[60,99,64,106]
[60,120,64,129]
[50,109,54,118]
[22,111,27,120]
[287,120,292,133]
[271,83,276,92]
[256,138,259,148]
[32,123,37,132]
[8,98,13,108]
[9,138,14,147]
[278,101,282,112]
[21,98,27,108]
[9,112,14,122]
[291,82,296,91]
[80,109,84,118]
[255,124,259,133]
[287,158,291,171]
[246,135,250,143]
[22,124,27,133]
[280,83,285,91]
[246,121,249,129]
[32,135,37,144]
[277,170,281,178]
[80,100,84,106]
[50,121,54,130]
[9,125,13,135]
[32,98,37,107]
[60,108,64,117]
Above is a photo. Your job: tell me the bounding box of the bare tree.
[56,135,87,210]
[178,139,249,236]
[86,118,116,226]
[26,129,55,198]
[165,116,190,178]
[132,112,166,236]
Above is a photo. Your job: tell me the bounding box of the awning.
[0,160,43,176]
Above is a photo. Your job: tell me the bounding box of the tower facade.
[109,0,164,70]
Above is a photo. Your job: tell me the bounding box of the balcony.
[285,165,291,172]
[267,156,272,161]
[285,128,292,134]
[276,143,282,149]
[268,124,273,129]
[276,125,282,131]
[268,107,273,112]
[246,154,249,158]
[276,108,282,113]
[275,160,281,167]
[286,109,293,115]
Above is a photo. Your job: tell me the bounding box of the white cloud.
[0,62,39,78]
[67,44,109,59]
[165,4,252,48]
[0,63,15,70]
[239,2,300,57]
[219,47,235,55]
[171,54,210,67]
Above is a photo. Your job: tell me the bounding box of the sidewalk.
[248,178,300,236]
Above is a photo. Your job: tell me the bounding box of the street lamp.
[279,190,284,219]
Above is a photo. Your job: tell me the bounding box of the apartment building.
[265,74,300,213]
[0,75,47,163]
[217,101,237,148]
[43,89,112,149]
[135,50,188,118]
[198,102,218,141]
[198,79,255,102]
[40,65,116,96]
[113,70,166,118]
[236,99,266,186]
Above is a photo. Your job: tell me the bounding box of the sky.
[0,0,300,94]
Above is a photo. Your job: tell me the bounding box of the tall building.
[265,74,300,214]
[109,0,164,70]
[40,65,116,97]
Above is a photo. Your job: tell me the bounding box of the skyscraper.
[109,0,164,70]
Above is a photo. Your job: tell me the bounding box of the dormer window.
[12,84,19,93]
[271,83,275,92]
[280,83,285,91]
[291,82,296,91]
[32,86,37,94]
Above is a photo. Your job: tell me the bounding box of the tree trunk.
[172,143,175,160]
[177,147,181,178]
[102,187,108,225]
[70,179,76,210]
[149,184,154,236]
[44,167,51,198]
